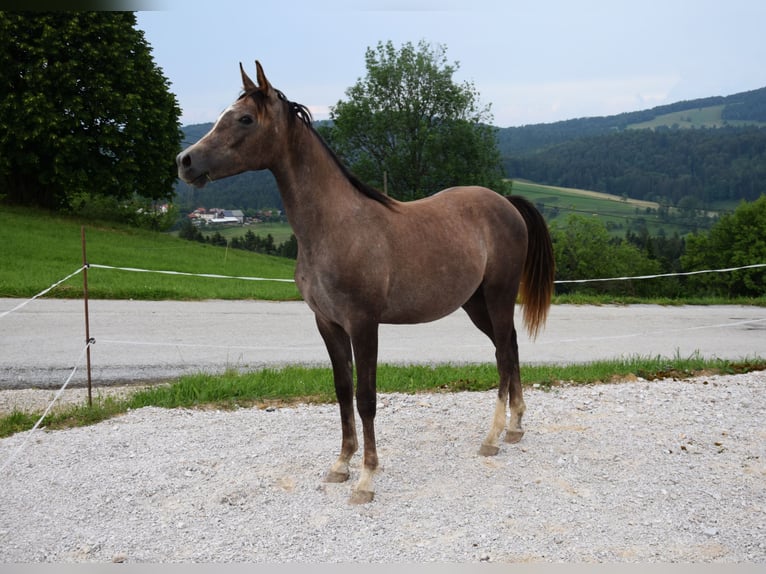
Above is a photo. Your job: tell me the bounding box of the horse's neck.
[270,125,364,243]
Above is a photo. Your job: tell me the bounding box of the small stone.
[112,553,128,563]
[703,527,718,537]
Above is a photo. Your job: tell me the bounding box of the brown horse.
[177,62,555,504]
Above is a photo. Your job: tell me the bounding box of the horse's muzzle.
[176,150,210,188]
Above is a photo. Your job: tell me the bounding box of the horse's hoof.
[504,429,525,444]
[478,443,500,457]
[324,470,350,483]
[349,489,374,505]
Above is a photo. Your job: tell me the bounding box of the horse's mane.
[243,89,394,208]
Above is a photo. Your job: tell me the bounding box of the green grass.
[2,354,763,438]
[0,206,300,301]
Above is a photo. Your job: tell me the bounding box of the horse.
[177,61,555,504]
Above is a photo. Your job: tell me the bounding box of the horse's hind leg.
[480,328,523,455]
[464,290,524,456]
[502,326,525,445]
[488,322,525,453]
[315,315,358,483]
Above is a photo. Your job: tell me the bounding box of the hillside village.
[187,207,283,226]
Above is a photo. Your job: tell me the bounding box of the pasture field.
[510,180,692,236]
[0,207,300,301]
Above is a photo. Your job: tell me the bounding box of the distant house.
[188,207,245,225]
[223,210,245,224]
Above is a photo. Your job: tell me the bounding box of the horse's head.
[176,61,290,187]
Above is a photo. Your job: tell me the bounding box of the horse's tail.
[508,195,555,339]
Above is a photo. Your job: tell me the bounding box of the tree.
[321,40,502,201]
[551,215,662,296]
[682,195,766,297]
[0,12,181,212]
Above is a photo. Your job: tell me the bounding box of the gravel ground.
[1,371,764,563]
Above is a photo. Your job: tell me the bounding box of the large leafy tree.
[0,12,181,212]
[322,40,503,201]
[681,195,766,297]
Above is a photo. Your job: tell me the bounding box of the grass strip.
[1,355,763,439]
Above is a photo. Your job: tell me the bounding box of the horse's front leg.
[349,323,380,504]
[315,316,357,483]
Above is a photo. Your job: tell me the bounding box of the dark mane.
[244,89,395,208]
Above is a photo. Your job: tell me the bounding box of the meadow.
[510,180,691,236]
[4,184,653,302]
[0,207,300,301]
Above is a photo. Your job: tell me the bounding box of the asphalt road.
[1,298,764,389]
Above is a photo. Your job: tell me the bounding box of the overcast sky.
[136,0,766,128]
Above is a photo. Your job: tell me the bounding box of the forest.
[503,126,766,206]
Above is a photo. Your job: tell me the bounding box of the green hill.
[0,207,299,301]
[497,86,766,154]
[498,87,766,209]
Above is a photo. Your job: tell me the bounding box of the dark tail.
[508,195,555,339]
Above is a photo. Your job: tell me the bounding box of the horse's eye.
[239,115,253,125]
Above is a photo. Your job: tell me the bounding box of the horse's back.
[409,185,527,247]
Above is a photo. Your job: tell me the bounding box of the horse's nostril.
[181,154,192,168]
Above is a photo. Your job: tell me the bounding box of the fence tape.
[2,262,765,323]
[554,263,766,284]
[87,263,296,283]
[90,261,766,286]
[0,265,85,320]
[0,339,94,474]
[2,261,764,323]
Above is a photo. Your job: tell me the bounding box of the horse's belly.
[379,281,478,324]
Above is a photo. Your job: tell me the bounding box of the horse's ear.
[240,62,257,94]
[255,60,271,96]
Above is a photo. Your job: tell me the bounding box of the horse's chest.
[295,259,376,319]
